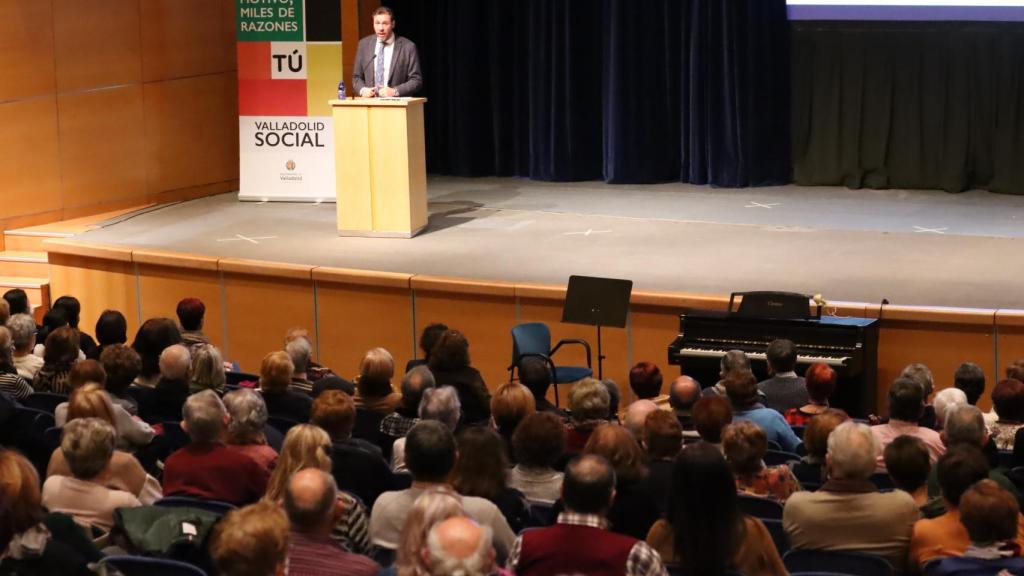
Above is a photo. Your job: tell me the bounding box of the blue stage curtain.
[382,0,790,187]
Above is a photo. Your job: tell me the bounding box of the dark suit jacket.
[352,34,423,96]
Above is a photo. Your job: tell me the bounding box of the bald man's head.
[670,376,700,412]
[424,516,494,576]
[284,468,337,533]
[159,344,191,380]
[623,400,658,439]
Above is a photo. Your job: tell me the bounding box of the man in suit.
[352,7,422,98]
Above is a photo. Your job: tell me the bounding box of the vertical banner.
[236,0,343,201]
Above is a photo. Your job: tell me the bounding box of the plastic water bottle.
[338,81,346,100]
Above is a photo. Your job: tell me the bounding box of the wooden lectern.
[329,98,428,238]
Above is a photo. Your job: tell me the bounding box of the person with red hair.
[629,361,668,408]
[785,363,845,425]
[176,297,208,349]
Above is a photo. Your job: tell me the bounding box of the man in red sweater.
[506,454,668,576]
[162,390,269,505]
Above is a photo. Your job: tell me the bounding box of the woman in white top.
[506,411,565,504]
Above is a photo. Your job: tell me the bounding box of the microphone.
[878,298,889,322]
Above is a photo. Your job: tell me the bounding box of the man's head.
[182,389,228,443]
[692,396,733,444]
[900,363,935,399]
[960,480,1020,545]
[942,404,988,448]
[61,417,116,480]
[419,385,461,431]
[668,376,701,415]
[406,420,457,483]
[211,501,288,576]
[568,378,610,423]
[623,400,658,440]
[401,365,436,412]
[310,390,356,440]
[3,288,30,316]
[628,361,663,400]
[719,349,751,379]
[159,344,191,381]
[423,517,495,576]
[6,313,36,354]
[175,297,206,332]
[644,409,683,460]
[723,370,759,409]
[954,362,986,406]
[826,421,879,481]
[284,468,339,535]
[561,454,616,516]
[518,356,552,402]
[766,339,797,374]
[373,6,395,41]
[888,377,925,422]
[883,435,930,493]
[99,344,142,396]
[936,444,990,508]
[285,337,312,377]
[934,387,968,431]
[223,388,269,442]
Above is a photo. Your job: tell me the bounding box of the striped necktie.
[375,41,385,88]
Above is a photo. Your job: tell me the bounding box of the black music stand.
[561,275,633,380]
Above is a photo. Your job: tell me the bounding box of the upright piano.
[667,310,879,417]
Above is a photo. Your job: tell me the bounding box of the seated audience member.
[988,378,1024,450]
[424,516,495,576]
[210,501,289,576]
[726,370,801,453]
[1009,359,1024,382]
[406,322,448,373]
[260,350,312,423]
[692,395,733,450]
[369,421,515,559]
[284,326,335,382]
[909,445,1012,569]
[311,374,356,398]
[783,421,919,574]
[392,385,461,472]
[57,379,155,450]
[883,435,931,508]
[99,344,144,415]
[53,296,97,359]
[0,326,33,399]
[508,411,566,504]
[758,339,809,414]
[189,343,226,394]
[565,377,612,453]
[428,330,492,425]
[508,454,668,576]
[2,288,31,316]
[139,344,191,424]
[934,387,969,431]
[724,420,802,503]
[353,347,402,442]
[7,313,43,380]
[284,468,380,576]
[490,381,536,458]
[0,449,102,576]
[90,309,128,361]
[223,388,278,473]
[453,427,531,533]
[955,361,986,407]
[790,409,849,488]
[584,424,661,539]
[623,399,659,440]
[33,325,79,395]
[264,424,373,556]
[130,317,182,387]
[175,297,208,349]
[872,377,945,470]
[647,443,786,576]
[41,418,142,532]
[380,365,435,445]
[312,389,393,508]
[786,362,842,425]
[901,362,938,429]
[394,488,465,576]
[703,349,751,398]
[929,480,1024,576]
[162,390,269,504]
[33,308,69,357]
[518,355,563,416]
[644,409,683,515]
[0,298,6,325]
[630,361,668,407]
[668,375,701,442]
[286,336,315,394]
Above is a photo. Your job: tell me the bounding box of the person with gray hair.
[162,390,270,505]
[41,417,141,531]
[141,343,192,423]
[223,388,277,473]
[783,421,919,574]
[933,387,968,431]
[623,400,658,440]
[0,327,33,399]
[285,336,314,393]
[901,362,937,428]
[283,468,380,575]
[381,365,436,443]
[423,516,495,576]
[391,384,461,472]
[703,349,751,397]
[567,378,612,452]
[7,313,42,380]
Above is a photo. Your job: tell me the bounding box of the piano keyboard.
[674,348,850,367]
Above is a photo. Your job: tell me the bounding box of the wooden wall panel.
[222,272,316,373]
[47,252,139,340]
[136,261,225,352]
[57,86,147,208]
[0,98,63,219]
[53,0,142,92]
[141,0,236,82]
[996,312,1024,407]
[143,73,239,193]
[0,0,57,102]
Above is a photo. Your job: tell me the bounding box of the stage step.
[3,230,72,252]
[0,251,49,278]
[0,277,50,315]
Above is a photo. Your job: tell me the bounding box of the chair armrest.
[550,339,592,368]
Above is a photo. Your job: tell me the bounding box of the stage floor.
[75,176,1024,310]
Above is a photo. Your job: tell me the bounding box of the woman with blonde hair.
[189,343,226,394]
[259,350,312,422]
[393,488,464,576]
[355,347,401,414]
[263,424,372,555]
